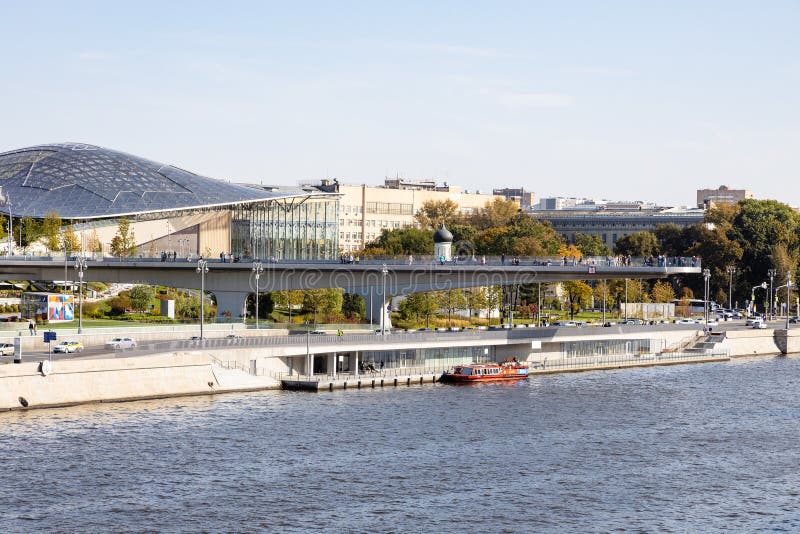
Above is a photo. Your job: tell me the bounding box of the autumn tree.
[110,217,136,257]
[414,199,459,230]
[651,280,676,303]
[574,233,611,257]
[470,198,519,230]
[42,211,62,252]
[62,225,80,253]
[563,281,593,319]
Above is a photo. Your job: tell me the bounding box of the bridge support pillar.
[354,287,392,331]
[213,290,248,323]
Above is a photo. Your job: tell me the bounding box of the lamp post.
[750,282,767,315]
[624,278,628,322]
[787,273,793,330]
[196,259,209,340]
[74,256,88,334]
[252,260,263,329]
[703,268,711,327]
[381,264,388,336]
[0,188,12,257]
[726,266,736,310]
[768,269,777,321]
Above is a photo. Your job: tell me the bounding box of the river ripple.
[1,356,800,532]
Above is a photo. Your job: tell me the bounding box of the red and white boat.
[440,361,529,383]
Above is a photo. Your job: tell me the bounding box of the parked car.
[53,341,83,353]
[0,343,15,356]
[105,337,137,350]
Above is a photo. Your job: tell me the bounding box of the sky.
[1,1,799,207]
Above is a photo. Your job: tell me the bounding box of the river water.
[1,356,799,533]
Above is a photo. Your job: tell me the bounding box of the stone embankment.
[0,351,280,412]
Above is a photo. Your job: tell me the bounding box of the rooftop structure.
[696,185,753,208]
[0,143,339,259]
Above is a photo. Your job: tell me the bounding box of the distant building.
[318,178,505,252]
[493,188,535,210]
[696,185,753,208]
[531,205,705,247]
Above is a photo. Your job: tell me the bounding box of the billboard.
[21,293,75,322]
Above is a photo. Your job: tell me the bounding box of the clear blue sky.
[1,1,798,206]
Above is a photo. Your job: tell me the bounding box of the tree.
[128,285,156,313]
[363,227,433,256]
[651,280,676,303]
[110,217,136,257]
[438,289,467,326]
[563,281,593,319]
[246,292,274,319]
[557,243,582,260]
[302,288,343,323]
[470,198,519,230]
[485,286,503,324]
[465,288,489,321]
[62,225,80,253]
[273,290,304,322]
[574,233,611,257]
[342,293,366,319]
[19,216,42,248]
[42,211,62,252]
[414,199,459,230]
[614,231,659,257]
[399,291,439,327]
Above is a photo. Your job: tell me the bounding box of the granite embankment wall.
[0,351,281,412]
[720,329,783,356]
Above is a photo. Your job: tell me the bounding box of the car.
[226,334,243,339]
[189,336,202,341]
[53,340,83,353]
[0,343,14,356]
[105,337,137,350]
[674,318,697,324]
[745,316,764,327]
[753,320,767,329]
[310,330,327,335]
[790,317,800,324]
[552,321,577,327]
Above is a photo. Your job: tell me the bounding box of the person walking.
[28,321,34,336]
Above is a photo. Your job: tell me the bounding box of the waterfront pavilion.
[0,143,339,260]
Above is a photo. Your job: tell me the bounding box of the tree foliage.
[110,217,136,257]
[563,281,593,319]
[42,211,62,251]
[342,293,366,319]
[363,227,433,255]
[128,285,156,312]
[414,199,459,230]
[614,231,659,257]
[574,233,611,256]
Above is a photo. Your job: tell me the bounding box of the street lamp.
[726,266,736,310]
[786,273,793,330]
[252,260,264,329]
[381,264,388,336]
[196,259,209,340]
[624,278,629,322]
[74,256,88,333]
[703,268,711,327]
[750,282,767,315]
[768,269,777,321]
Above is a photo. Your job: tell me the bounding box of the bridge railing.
[0,254,702,269]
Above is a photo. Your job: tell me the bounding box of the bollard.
[393,378,398,386]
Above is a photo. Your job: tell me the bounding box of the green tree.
[342,293,366,319]
[363,227,433,255]
[399,292,439,327]
[614,231,659,257]
[246,292,274,319]
[19,216,43,248]
[128,285,156,313]
[574,233,611,257]
[42,211,62,252]
[465,288,489,321]
[414,199,459,230]
[438,289,468,326]
[563,280,593,319]
[302,288,343,323]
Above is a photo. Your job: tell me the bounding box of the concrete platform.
[283,371,441,391]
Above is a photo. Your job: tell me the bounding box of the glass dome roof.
[0,143,293,219]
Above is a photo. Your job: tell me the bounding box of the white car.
[674,318,697,324]
[0,343,14,356]
[752,320,767,329]
[105,337,137,350]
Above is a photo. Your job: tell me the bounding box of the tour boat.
[440,361,529,383]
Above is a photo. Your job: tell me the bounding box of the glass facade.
[231,198,339,260]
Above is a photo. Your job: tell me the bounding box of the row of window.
[339,219,407,229]
[365,202,414,215]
